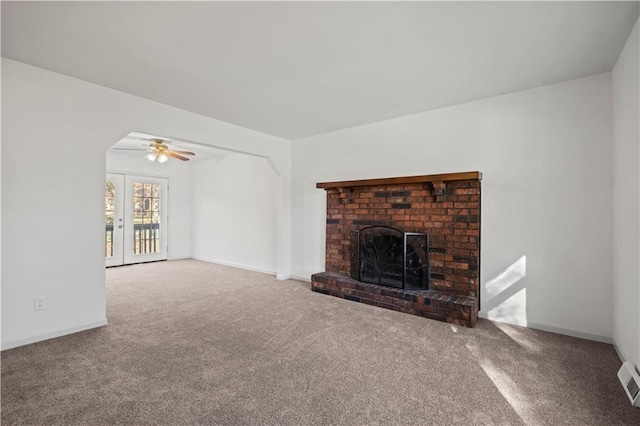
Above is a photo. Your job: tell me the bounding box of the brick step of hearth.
[311,271,478,327]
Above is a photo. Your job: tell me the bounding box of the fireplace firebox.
[350,226,429,290]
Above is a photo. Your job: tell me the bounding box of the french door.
[105,174,125,267]
[105,174,168,267]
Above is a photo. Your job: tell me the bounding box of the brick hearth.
[311,172,482,327]
[312,272,478,326]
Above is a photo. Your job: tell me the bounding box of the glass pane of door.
[105,181,115,258]
[133,182,162,254]
[123,175,168,264]
[105,174,125,267]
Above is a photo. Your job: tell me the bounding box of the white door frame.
[105,174,125,267]
[105,174,169,266]
[123,175,168,264]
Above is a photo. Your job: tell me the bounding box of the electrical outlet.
[34,298,45,311]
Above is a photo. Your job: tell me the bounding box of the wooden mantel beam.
[316,171,482,189]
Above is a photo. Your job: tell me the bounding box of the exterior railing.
[134,223,160,254]
[105,223,160,257]
[106,224,114,257]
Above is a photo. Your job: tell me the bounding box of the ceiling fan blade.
[122,136,153,142]
[112,148,148,151]
[166,152,189,161]
[170,150,196,155]
[129,134,157,139]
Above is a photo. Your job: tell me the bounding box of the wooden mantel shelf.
[316,171,482,189]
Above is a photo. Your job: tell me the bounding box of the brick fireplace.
[311,172,481,327]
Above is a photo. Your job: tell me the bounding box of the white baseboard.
[478,311,528,327]
[289,275,311,282]
[1,318,108,351]
[612,341,640,376]
[613,342,629,364]
[276,275,312,282]
[478,312,613,344]
[192,256,276,276]
[526,321,613,344]
[168,255,191,261]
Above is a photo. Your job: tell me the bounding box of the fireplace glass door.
[351,226,429,290]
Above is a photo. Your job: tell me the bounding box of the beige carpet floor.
[2,259,639,425]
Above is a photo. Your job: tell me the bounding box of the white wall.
[192,154,278,274]
[612,18,640,369]
[1,59,291,349]
[292,73,613,341]
[106,152,193,260]
[1,53,631,351]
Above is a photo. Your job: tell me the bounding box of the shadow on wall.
[483,256,527,326]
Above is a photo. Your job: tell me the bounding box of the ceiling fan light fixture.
[122,137,194,163]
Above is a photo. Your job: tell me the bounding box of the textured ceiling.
[2,1,638,140]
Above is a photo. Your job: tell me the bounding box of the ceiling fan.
[113,138,196,163]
